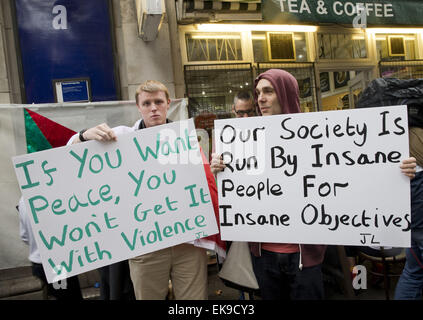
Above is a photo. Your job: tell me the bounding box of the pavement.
[207,258,402,301]
[0,251,417,301]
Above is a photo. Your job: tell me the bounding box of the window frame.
[387,35,406,57]
[314,28,370,62]
[266,32,297,62]
[179,26,251,65]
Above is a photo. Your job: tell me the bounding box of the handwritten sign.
[214,106,411,247]
[13,119,218,283]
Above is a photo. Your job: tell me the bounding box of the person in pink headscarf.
[249,69,326,299]
[211,69,416,300]
[254,69,301,116]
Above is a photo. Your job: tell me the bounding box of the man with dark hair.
[232,90,256,118]
[211,69,416,300]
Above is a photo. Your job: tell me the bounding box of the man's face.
[233,99,255,118]
[136,91,170,127]
[255,78,281,116]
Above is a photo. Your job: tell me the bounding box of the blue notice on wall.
[15,0,118,103]
[55,79,90,102]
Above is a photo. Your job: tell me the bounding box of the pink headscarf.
[254,69,301,116]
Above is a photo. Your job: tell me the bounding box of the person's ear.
[136,100,142,113]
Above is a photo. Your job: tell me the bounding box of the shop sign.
[263,0,423,26]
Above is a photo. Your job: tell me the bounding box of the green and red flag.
[24,108,76,153]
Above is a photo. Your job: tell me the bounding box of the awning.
[177,0,262,22]
[185,0,260,12]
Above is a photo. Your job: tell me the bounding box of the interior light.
[196,24,318,33]
[252,34,304,41]
[352,35,365,40]
[367,28,423,34]
[375,35,416,41]
[251,35,266,40]
[375,35,387,41]
[190,34,241,40]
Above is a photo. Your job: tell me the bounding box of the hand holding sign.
[74,123,117,143]
[400,157,417,179]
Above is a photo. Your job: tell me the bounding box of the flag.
[24,108,76,153]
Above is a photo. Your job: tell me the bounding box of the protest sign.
[214,106,411,247]
[13,119,218,283]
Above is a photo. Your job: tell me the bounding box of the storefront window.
[319,70,371,111]
[184,63,253,118]
[185,33,243,62]
[376,34,416,61]
[317,32,367,60]
[252,32,307,62]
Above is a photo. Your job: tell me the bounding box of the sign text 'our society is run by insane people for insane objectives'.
[214,106,411,248]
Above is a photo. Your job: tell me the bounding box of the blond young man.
[70,80,221,299]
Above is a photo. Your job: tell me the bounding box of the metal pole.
[164,0,185,98]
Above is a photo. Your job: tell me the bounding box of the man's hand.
[73,123,117,144]
[210,153,226,175]
[401,157,417,179]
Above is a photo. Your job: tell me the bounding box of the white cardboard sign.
[214,106,411,247]
[13,119,218,283]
